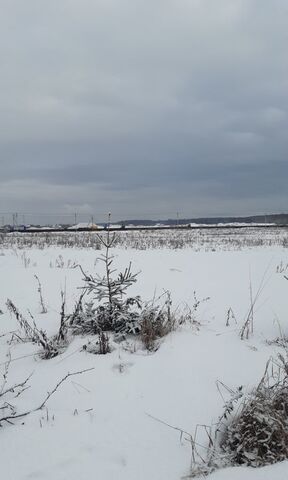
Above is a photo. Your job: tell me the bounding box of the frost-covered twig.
[34,275,47,314]
[0,367,94,426]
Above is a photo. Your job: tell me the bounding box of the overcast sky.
[0,0,287,222]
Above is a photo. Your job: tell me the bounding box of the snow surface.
[1,243,288,479]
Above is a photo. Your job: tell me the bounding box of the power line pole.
[12,212,18,228]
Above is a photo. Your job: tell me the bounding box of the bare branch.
[0,367,94,426]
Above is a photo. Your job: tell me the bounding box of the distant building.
[68,222,103,230]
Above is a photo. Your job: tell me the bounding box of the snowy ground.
[1,238,288,479]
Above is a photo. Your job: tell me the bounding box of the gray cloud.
[0,0,287,221]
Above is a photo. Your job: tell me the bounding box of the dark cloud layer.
[0,0,287,221]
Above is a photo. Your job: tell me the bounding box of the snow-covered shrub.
[59,225,186,350]
[190,357,288,477]
[70,229,179,349]
[6,299,67,359]
[221,373,288,466]
[140,293,174,351]
[179,291,210,329]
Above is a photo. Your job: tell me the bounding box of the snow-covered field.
[1,230,288,479]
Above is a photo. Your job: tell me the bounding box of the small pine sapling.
[78,218,142,336]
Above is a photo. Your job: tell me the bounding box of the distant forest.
[120,213,288,226]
